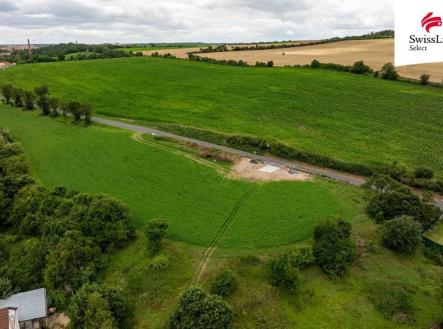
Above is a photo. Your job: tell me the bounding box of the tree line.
[0,128,134,328]
[0,84,92,125]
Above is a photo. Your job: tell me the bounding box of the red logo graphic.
[421,12,442,32]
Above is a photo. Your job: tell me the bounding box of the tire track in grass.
[192,186,258,285]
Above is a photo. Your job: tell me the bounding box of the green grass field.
[0,106,358,250]
[2,105,442,329]
[1,57,443,177]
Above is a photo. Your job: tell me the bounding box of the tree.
[8,238,46,291]
[145,219,168,255]
[44,230,102,292]
[382,216,422,254]
[80,103,92,125]
[0,277,14,299]
[420,74,430,85]
[67,101,82,121]
[12,87,24,107]
[169,288,234,329]
[23,90,36,110]
[414,167,433,179]
[380,63,398,80]
[313,218,354,278]
[266,60,274,67]
[210,269,238,297]
[268,253,300,291]
[0,84,14,104]
[69,284,130,329]
[84,292,117,329]
[311,59,320,68]
[34,85,50,115]
[350,61,371,74]
[48,97,60,117]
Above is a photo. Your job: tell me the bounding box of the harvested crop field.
[201,39,443,82]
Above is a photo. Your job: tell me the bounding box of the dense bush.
[367,182,441,230]
[414,167,434,179]
[368,281,415,322]
[288,247,315,270]
[350,61,372,74]
[382,216,422,254]
[169,288,234,329]
[313,218,354,278]
[420,74,430,85]
[69,283,130,329]
[145,219,169,255]
[149,254,170,271]
[210,269,238,297]
[380,63,398,80]
[268,253,300,292]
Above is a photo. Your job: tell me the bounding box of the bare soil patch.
[232,158,311,182]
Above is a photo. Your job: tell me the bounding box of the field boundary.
[191,187,258,285]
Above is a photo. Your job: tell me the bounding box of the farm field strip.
[2,57,443,178]
[0,106,360,251]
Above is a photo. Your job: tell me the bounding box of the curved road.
[92,116,443,210]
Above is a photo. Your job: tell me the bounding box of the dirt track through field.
[191,187,258,285]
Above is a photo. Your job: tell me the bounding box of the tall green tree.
[145,219,168,255]
[0,84,14,104]
[34,85,50,115]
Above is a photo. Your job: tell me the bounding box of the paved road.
[92,116,443,210]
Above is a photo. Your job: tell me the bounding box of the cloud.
[0,0,394,44]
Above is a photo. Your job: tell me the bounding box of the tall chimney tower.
[27,38,32,55]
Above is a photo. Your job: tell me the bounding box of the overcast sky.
[0,0,394,44]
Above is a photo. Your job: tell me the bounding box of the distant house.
[0,289,47,329]
[0,308,20,329]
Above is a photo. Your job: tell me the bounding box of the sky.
[0,0,394,44]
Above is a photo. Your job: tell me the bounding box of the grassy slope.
[1,57,442,177]
[1,106,441,328]
[0,106,357,250]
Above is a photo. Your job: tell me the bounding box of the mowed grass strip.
[0,106,359,250]
[1,57,443,177]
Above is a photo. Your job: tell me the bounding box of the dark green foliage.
[310,59,320,68]
[210,269,238,297]
[266,61,274,67]
[350,61,372,74]
[268,254,300,292]
[414,167,434,179]
[12,87,24,107]
[35,85,50,115]
[8,238,47,291]
[423,245,443,266]
[44,230,102,292]
[313,218,354,278]
[145,219,169,255]
[0,277,14,299]
[368,281,415,322]
[288,247,315,270]
[48,97,60,117]
[420,74,430,85]
[0,84,14,104]
[23,90,36,110]
[69,284,130,329]
[380,63,398,80]
[367,184,441,230]
[382,216,422,254]
[169,287,234,329]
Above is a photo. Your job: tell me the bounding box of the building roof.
[0,289,47,322]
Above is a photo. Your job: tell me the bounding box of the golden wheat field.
[145,39,443,82]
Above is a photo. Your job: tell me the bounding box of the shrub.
[350,60,372,74]
[310,59,320,68]
[380,63,398,80]
[289,247,315,270]
[210,269,238,297]
[414,167,434,179]
[169,288,234,329]
[0,277,14,299]
[382,216,422,254]
[313,218,354,278]
[149,254,170,271]
[368,281,415,322]
[268,254,300,292]
[23,91,36,110]
[420,74,430,85]
[266,60,274,67]
[423,245,443,266]
[145,219,169,255]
